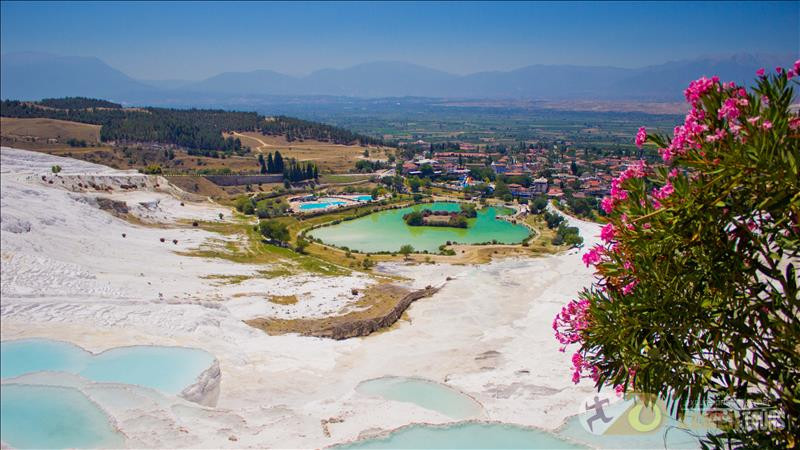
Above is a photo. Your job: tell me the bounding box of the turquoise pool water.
[338,422,585,449]
[356,376,483,420]
[356,195,373,201]
[1,339,215,394]
[1,384,125,449]
[299,198,347,210]
[309,202,530,253]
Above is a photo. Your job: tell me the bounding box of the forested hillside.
[261,115,385,146]
[1,99,390,157]
[1,100,258,156]
[39,97,122,109]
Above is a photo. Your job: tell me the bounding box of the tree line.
[261,115,387,147]
[1,99,256,157]
[39,97,122,109]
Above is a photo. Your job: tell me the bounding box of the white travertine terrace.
[1,146,605,448]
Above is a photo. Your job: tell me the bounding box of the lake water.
[338,422,585,449]
[309,202,530,253]
[1,384,125,449]
[356,376,483,420]
[1,339,215,394]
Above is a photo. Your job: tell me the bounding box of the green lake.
[308,202,530,253]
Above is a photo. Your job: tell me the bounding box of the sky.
[1,1,797,81]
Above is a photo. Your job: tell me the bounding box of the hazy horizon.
[1,1,797,81]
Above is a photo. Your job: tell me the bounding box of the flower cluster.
[553,298,597,383]
[555,60,800,395]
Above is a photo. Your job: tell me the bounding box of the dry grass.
[227,131,392,174]
[1,117,100,143]
[247,283,410,335]
[269,294,298,305]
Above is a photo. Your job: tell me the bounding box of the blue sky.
[1,1,797,80]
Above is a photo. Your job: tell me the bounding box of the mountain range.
[1,52,790,104]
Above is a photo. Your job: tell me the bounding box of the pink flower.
[789,70,796,80]
[789,117,800,130]
[668,168,679,179]
[776,66,784,74]
[762,120,773,130]
[736,88,747,97]
[600,223,616,243]
[717,98,740,121]
[684,76,717,106]
[600,196,615,214]
[652,181,675,200]
[756,68,765,77]
[747,116,761,125]
[623,260,633,270]
[621,279,638,295]
[582,245,604,267]
[794,60,800,73]
[635,126,647,149]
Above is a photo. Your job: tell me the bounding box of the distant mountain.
[0,52,154,101]
[1,52,790,102]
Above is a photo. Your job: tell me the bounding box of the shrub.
[258,219,289,243]
[554,65,800,447]
[51,165,62,174]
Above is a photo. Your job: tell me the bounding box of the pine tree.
[258,154,267,174]
[274,151,284,173]
[267,153,274,173]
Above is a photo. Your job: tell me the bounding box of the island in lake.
[403,203,477,228]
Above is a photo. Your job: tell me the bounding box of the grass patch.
[269,294,298,305]
[202,274,252,285]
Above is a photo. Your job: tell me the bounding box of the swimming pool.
[356,195,373,202]
[1,339,215,395]
[1,384,125,449]
[356,376,483,420]
[299,198,348,210]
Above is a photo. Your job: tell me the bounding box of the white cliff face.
[181,359,222,407]
[1,146,604,448]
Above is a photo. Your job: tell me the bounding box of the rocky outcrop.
[94,197,130,216]
[179,359,221,407]
[317,285,440,339]
[247,284,442,340]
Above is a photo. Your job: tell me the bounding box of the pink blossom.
[756,68,765,77]
[621,279,638,295]
[623,260,633,270]
[684,76,717,106]
[747,116,761,125]
[762,120,773,130]
[668,168,679,179]
[717,98,740,121]
[600,196,615,214]
[652,199,661,209]
[652,181,675,200]
[635,126,647,149]
[762,96,770,106]
[789,70,796,80]
[776,66,784,74]
[582,245,604,267]
[736,88,747,97]
[794,60,800,74]
[705,128,727,143]
[600,223,616,243]
[789,117,800,130]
